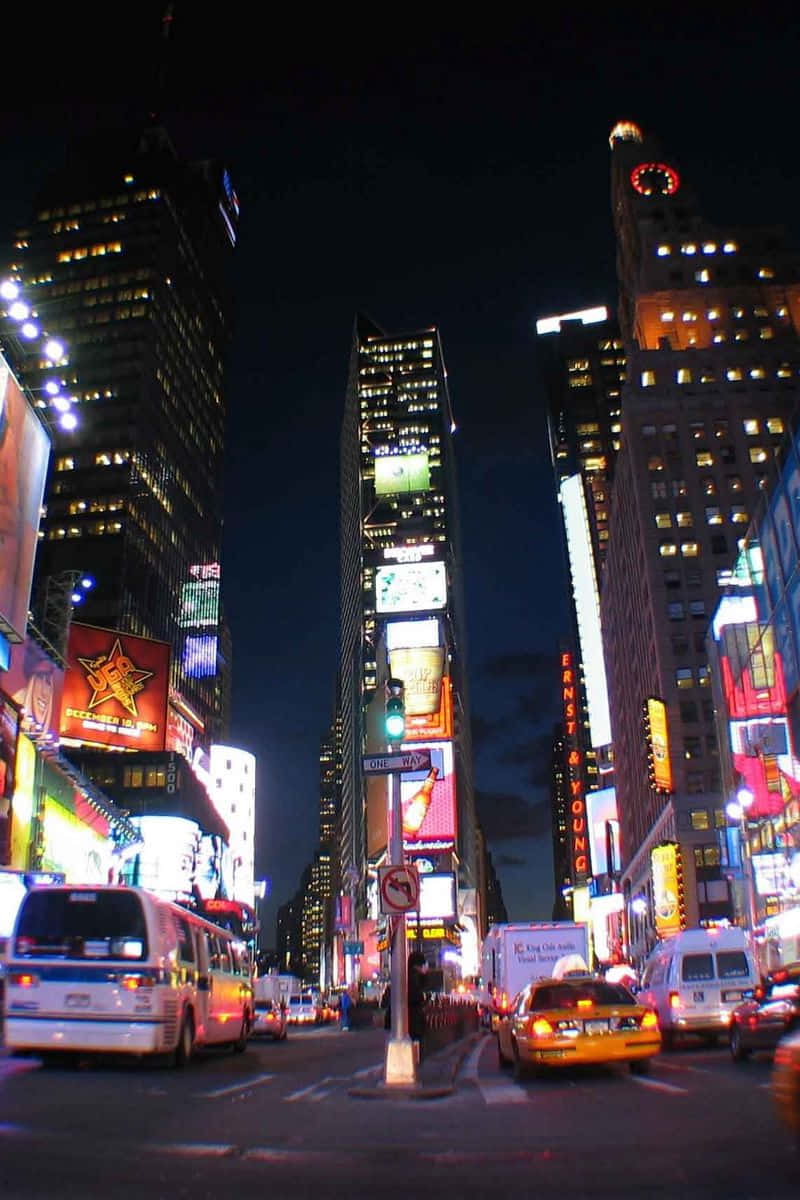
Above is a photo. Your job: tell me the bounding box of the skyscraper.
[602,121,800,958]
[338,316,478,975]
[8,123,237,749]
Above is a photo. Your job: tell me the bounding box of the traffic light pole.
[383,680,417,1087]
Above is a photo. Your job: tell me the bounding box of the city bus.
[3,884,254,1065]
[198,898,259,965]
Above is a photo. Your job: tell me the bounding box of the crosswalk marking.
[629,1075,687,1094]
[195,1072,274,1099]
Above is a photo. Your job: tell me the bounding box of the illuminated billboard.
[374,452,430,496]
[400,740,456,849]
[0,694,19,860]
[560,474,611,749]
[183,634,218,679]
[3,635,64,745]
[179,580,220,628]
[41,793,112,883]
[561,651,589,883]
[651,842,685,939]
[413,872,457,919]
[376,562,446,614]
[645,698,673,793]
[388,645,445,717]
[402,674,453,742]
[0,352,50,642]
[60,624,170,752]
[385,618,439,650]
[585,786,619,877]
[119,814,199,903]
[9,733,35,868]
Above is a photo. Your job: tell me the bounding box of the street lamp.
[726,785,758,933]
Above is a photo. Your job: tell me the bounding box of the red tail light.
[9,972,38,988]
[669,991,681,1010]
[640,1009,659,1030]
[120,973,155,991]
[530,1017,554,1038]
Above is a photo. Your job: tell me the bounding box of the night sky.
[1,8,799,936]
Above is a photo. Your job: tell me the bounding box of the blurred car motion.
[496,974,661,1079]
[730,963,800,1061]
[773,1027,800,1142]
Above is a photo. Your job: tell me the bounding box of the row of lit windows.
[644,418,783,438]
[68,498,125,515]
[642,366,795,386]
[57,242,123,263]
[656,241,739,257]
[660,541,700,557]
[652,479,744,502]
[676,666,712,688]
[648,447,772,471]
[655,507,747,529]
[48,521,123,539]
[660,304,788,324]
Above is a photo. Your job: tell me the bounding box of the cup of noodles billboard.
[389,646,445,716]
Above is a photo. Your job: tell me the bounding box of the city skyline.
[1,10,799,931]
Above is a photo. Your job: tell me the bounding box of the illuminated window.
[729,506,748,524]
[712,332,727,344]
[726,367,743,381]
[767,417,784,435]
[660,311,675,322]
[56,456,75,471]
[713,421,728,439]
[734,330,749,342]
[668,602,685,620]
[676,511,694,528]
[690,808,711,830]
[677,368,692,383]
[682,311,698,323]
[648,455,664,471]
[569,374,592,387]
[657,244,671,256]
[690,423,706,440]
[659,542,678,557]
[672,479,688,497]
[758,267,775,279]
[727,476,743,492]
[750,367,766,379]
[676,668,694,689]
[681,541,700,556]
[696,450,713,467]
[702,479,716,496]
[694,270,709,283]
[681,244,697,256]
[749,447,768,464]
[705,507,722,525]
[702,242,717,255]
[777,364,792,378]
[777,306,789,318]
[641,370,656,387]
[760,327,774,339]
[743,418,759,436]
[723,242,738,254]
[655,512,673,529]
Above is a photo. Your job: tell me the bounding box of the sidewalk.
[348,1029,483,1100]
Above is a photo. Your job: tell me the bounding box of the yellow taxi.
[497,973,661,1079]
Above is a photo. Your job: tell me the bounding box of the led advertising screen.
[0,694,19,860]
[402,675,454,742]
[374,452,431,496]
[182,634,218,679]
[9,733,35,869]
[375,562,447,614]
[651,842,684,939]
[60,624,170,752]
[385,617,440,651]
[646,698,673,793]
[388,644,445,717]
[0,352,50,642]
[41,794,111,883]
[412,872,457,920]
[178,580,220,628]
[400,740,456,849]
[585,786,619,876]
[3,635,64,745]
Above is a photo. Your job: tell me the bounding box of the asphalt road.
[0,1025,798,1199]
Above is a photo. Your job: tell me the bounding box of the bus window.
[176,916,195,964]
[216,939,232,974]
[14,889,147,960]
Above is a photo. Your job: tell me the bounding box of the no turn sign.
[378,864,420,915]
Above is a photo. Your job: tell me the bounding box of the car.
[252,1001,288,1040]
[496,973,661,1079]
[729,963,800,1061]
[773,1027,800,1143]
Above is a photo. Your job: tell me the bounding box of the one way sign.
[362,749,432,775]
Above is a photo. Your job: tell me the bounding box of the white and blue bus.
[3,884,254,1064]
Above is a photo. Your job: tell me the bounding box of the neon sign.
[562,651,588,883]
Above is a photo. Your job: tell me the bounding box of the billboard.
[60,624,170,751]
[374,452,431,496]
[651,842,685,939]
[375,562,446,614]
[646,698,673,793]
[412,872,457,920]
[388,645,445,717]
[0,352,50,642]
[183,634,218,679]
[584,786,619,877]
[178,580,220,628]
[400,740,456,849]
[0,694,19,860]
[385,617,439,651]
[3,635,64,745]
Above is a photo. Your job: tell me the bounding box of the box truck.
[480,922,590,1029]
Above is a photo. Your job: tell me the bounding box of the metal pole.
[383,750,417,1085]
[740,813,758,934]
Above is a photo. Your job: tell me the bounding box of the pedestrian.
[339,988,352,1032]
[380,983,391,1030]
[407,951,428,1057]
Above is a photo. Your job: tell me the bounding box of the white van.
[3,885,254,1064]
[638,926,759,1047]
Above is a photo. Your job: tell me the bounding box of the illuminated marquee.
[562,651,588,884]
[651,842,686,938]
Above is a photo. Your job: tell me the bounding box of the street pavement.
[1,1024,798,1198]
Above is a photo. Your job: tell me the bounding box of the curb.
[348,1029,483,1101]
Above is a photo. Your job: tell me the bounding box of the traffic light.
[385,678,405,741]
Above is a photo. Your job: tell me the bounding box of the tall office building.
[601,121,800,959]
[7,123,237,750]
[339,316,477,973]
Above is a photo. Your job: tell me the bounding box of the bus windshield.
[15,889,148,960]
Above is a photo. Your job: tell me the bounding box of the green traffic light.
[386,709,405,738]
